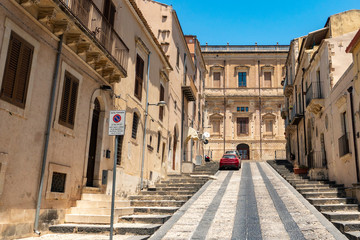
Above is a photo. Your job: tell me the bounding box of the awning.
[185,127,199,142]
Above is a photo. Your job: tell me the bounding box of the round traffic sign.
[113,114,121,123]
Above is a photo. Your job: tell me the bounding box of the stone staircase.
[49,161,219,239]
[268,160,360,240]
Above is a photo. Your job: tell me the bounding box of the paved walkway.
[150,161,347,240]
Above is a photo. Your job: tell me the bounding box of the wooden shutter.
[132,113,139,139]
[237,118,249,135]
[59,72,79,129]
[135,55,144,100]
[159,85,164,121]
[1,32,33,108]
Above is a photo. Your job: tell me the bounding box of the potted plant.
[293,165,308,174]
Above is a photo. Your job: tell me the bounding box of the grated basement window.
[51,172,66,193]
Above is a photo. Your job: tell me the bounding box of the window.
[132,113,139,139]
[1,32,34,108]
[213,121,220,133]
[157,132,161,153]
[134,54,144,100]
[266,120,273,133]
[238,72,246,87]
[213,72,220,87]
[103,0,116,27]
[264,72,271,87]
[237,117,249,135]
[116,135,124,165]
[51,172,66,193]
[159,84,164,121]
[176,46,180,67]
[237,107,248,112]
[59,71,79,129]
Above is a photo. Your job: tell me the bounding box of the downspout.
[296,125,300,166]
[258,60,262,160]
[223,60,226,154]
[140,52,151,190]
[301,68,307,162]
[34,34,63,234]
[348,86,360,182]
[180,53,187,167]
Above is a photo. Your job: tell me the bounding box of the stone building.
[283,10,360,187]
[0,0,173,238]
[201,44,288,161]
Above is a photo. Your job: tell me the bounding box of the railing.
[60,0,129,73]
[307,150,327,168]
[306,81,323,107]
[204,88,283,97]
[201,45,289,52]
[338,133,350,157]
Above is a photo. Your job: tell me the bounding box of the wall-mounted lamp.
[148,101,166,107]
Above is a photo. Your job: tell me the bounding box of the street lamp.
[140,101,167,190]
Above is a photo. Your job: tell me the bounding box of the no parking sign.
[109,110,126,135]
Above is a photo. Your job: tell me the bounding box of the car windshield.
[222,155,236,159]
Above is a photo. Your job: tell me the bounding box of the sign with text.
[109,110,126,135]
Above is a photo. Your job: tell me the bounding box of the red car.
[219,154,241,170]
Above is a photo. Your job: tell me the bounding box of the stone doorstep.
[323,211,360,221]
[81,193,126,202]
[119,215,171,224]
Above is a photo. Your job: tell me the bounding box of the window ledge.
[340,152,352,163]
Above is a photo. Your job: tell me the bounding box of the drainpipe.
[223,60,226,155]
[258,60,262,160]
[348,86,360,182]
[301,68,307,162]
[140,52,151,190]
[180,53,187,169]
[34,34,63,234]
[296,125,300,166]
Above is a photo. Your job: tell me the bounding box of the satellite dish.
[203,132,210,138]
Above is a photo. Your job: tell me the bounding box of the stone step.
[297,187,340,193]
[115,223,160,235]
[130,200,186,207]
[307,198,356,205]
[81,193,123,201]
[323,211,360,221]
[82,187,102,194]
[333,221,360,233]
[294,183,333,188]
[154,187,199,191]
[65,214,111,224]
[50,224,110,234]
[139,190,195,196]
[133,207,179,215]
[302,192,343,199]
[315,204,359,212]
[70,207,134,216]
[129,195,192,201]
[76,200,130,208]
[155,183,203,188]
[160,180,207,184]
[345,231,360,240]
[119,214,171,224]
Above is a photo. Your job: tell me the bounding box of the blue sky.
[158,0,359,46]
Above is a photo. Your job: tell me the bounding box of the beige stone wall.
[203,50,287,161]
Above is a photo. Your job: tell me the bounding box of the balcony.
[338,133,350,157]
[15,0,129,82]
[283,78,294,98]
[306,82,324,115]
[289,105,304,125]
[201,45,289,53]
[204,88,284,98]
[280,105,288,119]
[182,77,197,101]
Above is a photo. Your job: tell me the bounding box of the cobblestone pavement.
[19,161,347,240]
[151,161,347,240]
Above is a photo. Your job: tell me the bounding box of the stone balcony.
[182,77,197,101]
[15,0,129,83]
[204,88,284,98]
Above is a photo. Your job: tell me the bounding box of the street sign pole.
[110,135,118,240]
[108,110,125,240]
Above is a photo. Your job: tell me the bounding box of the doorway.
[237,143,250,160]
[86,98,100,187]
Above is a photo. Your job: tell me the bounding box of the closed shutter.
[59,72,79,129]
[264,72,271,87]
[116,135,124,165]
[132,113,139,139]
[159,85,164,121]
[135,55,144,100]
[1,32,33,108]
[237,118,249,135]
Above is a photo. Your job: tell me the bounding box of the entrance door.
[86,99,100,187]
[237,143,250,160]
[172,128,177,170]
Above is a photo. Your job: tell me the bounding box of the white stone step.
[81,193,123,201]
[76,200,130,208]
[70,207,134,216]
[65,214,111,224]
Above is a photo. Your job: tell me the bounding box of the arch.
[237,143,250,160]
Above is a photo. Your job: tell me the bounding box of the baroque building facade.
[201,45,288,161]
